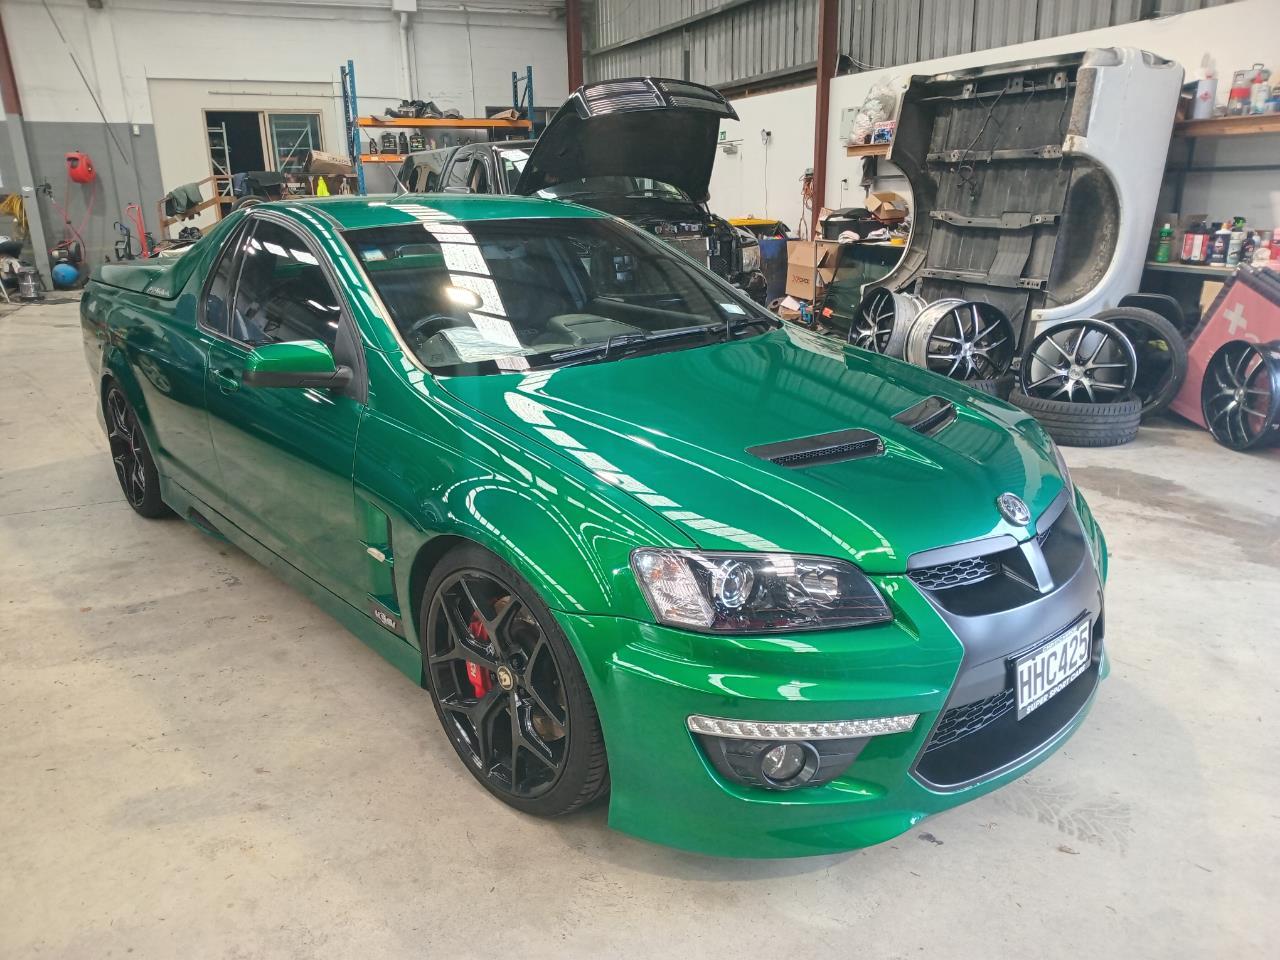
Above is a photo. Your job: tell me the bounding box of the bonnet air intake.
[893,396,956,437]
[747,429,884,468]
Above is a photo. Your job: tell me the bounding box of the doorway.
[206,110,267,216]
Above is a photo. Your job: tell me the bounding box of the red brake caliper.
[465,613,493,698]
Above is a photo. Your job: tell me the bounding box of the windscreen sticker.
[440,242,489,274]
[719,302,746,315]
[439,327,534,363]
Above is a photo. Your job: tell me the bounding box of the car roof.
[282,193,606,230]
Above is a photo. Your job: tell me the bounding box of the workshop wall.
[0,0,567,268]
[708,0,1280,234]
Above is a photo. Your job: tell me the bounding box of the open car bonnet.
[440,326,1068,574]
[512,77,737,202]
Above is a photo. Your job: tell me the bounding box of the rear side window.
[443,157,471,191]
[230,220,341,348]
[202,224,251,335]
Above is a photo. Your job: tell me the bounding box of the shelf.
[845,141,891,157]
[1173,114,1280,138]
[1144,260,1237,279]
[360,155,406,164]
[356,116,532,130]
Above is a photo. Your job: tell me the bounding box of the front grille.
[908,554,997,591]
[924,689,1014,752]
[906,491,1085,616]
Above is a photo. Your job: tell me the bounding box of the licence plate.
[1013,617,1092,720]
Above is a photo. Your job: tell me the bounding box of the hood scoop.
[748,428,884,468]
[893,396,956,437]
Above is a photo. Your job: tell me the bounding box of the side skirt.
[160,476,425,686]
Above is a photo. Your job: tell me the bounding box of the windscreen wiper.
[546,323,722,366]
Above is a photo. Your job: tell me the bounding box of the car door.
[202,213,369,608]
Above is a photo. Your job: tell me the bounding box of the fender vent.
[748,428,884,468]
[893,396,956,436]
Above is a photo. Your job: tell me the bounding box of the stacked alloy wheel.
[849,287,926,357]
[1011,319,1141,447]
[903,299,1016,394]
[1200,340,1280,451]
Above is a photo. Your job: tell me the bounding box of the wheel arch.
[405,532,471,646]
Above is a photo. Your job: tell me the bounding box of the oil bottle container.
[1181,221,1210,264]
[1208,221,1231,265]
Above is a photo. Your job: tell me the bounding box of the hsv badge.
[997,492,1031,526]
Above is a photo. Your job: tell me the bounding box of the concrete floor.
[2,295,1277,959]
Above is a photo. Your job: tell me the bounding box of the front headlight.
[630,549,891,634]
[739,239,761,274]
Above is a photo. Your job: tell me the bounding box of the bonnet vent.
[893,396,956,437]
[747,428,884,468]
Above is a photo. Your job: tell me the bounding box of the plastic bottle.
[1252,230,1273,265]
[1226,216,1247,266]
[1228,70,1252,115]
[1155,223,1174,263]
[1250,64,1271,115]
[1209,221,1231,265]
[1181,220,1210,263]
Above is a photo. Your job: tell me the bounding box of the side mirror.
[242,339,353,390]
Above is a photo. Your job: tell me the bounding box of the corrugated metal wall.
[585,0,1238,86]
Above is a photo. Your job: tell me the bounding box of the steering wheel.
[407,313,468,342]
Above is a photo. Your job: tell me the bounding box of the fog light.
[761,741,814,786]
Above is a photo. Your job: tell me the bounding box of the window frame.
[197,210,368,400]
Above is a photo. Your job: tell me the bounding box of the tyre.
[420,543,609,817]
[1094,306,1188,419]
[968,374,1015,398]
[103,382,171,518]
[1200,339,1280,451]
[1009,388,1142,447]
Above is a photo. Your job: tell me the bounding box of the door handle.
[212,367,241,393]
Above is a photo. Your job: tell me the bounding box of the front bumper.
[557,492,1109,859]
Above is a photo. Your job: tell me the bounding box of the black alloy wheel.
[1200,339,1280,451]
[104,384,170,518]
[422,546,608,816]
[1020,319,1138,404]
[906,300,1015,381]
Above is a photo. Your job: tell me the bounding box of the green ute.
[81,194,1109,858]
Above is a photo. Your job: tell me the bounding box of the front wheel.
[420,544,609,817]
[104,383,171,518]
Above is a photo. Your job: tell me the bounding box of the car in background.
[396,78,767,303]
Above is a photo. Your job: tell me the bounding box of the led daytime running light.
[687,713,918,741]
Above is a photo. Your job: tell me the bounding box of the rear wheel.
[104,383,170,518]
[420,544,608,816]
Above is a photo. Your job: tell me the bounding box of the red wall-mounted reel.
[65,152,96,184]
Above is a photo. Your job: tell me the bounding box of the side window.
[443,156,472,191]
[230,219,342,348]
[469,157,490,194]
[202,224,252,335]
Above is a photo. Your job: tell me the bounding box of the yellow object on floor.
[315,177,330,197]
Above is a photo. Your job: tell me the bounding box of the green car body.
[82,195,1109,858]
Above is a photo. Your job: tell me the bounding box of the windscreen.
[346,216,769,376]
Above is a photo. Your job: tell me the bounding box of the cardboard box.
[306,150,355,176]
[786,240,842,300]
[866,191,908,224]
